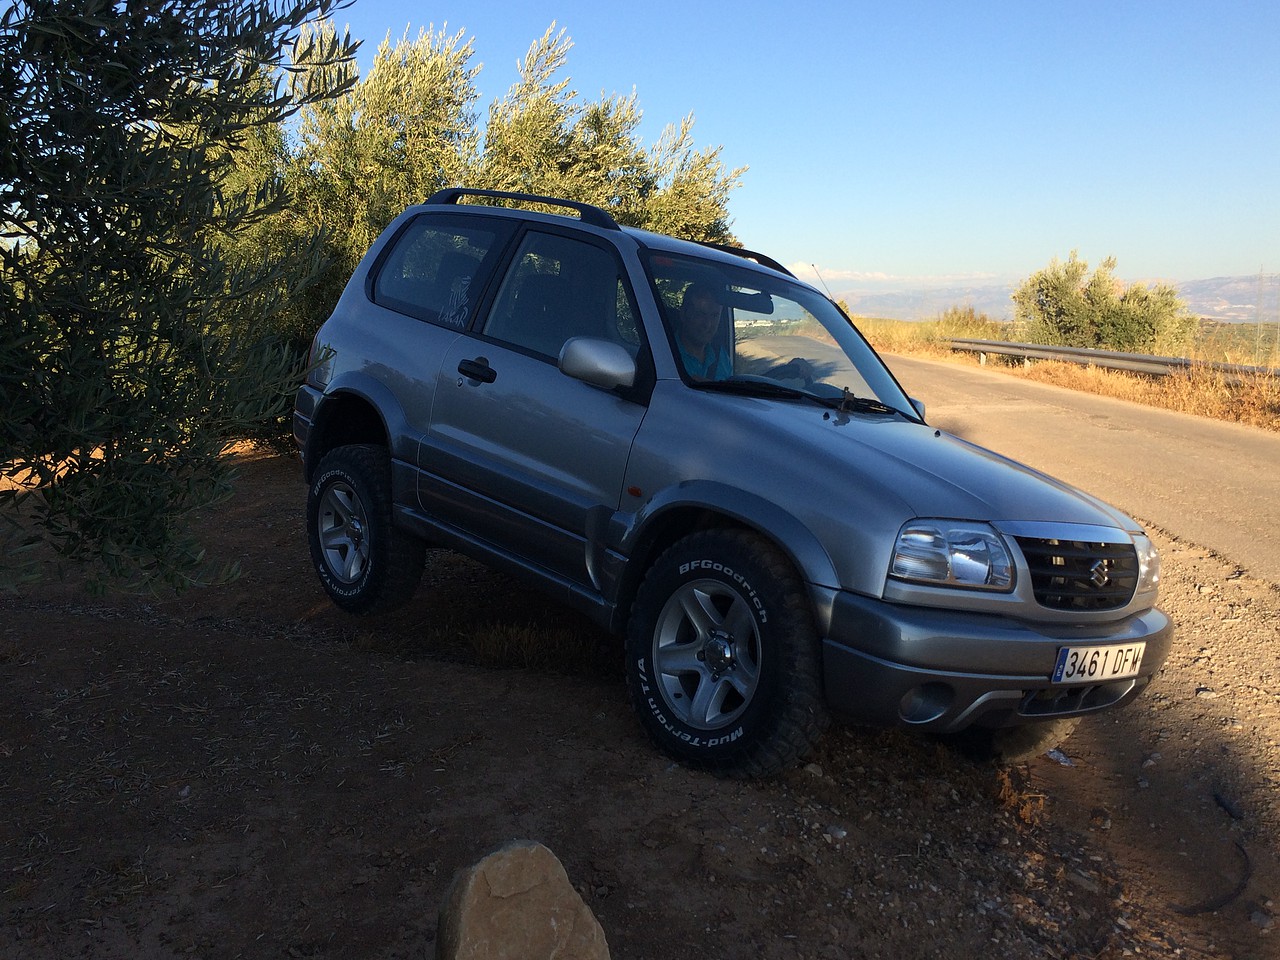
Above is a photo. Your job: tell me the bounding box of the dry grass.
[1006,360,1280,431]
[996,767,1047,828]
[859,320,957,359]
[856,307,1006,359]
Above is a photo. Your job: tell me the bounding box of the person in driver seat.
[676,282,816,384]
[675,282,733,381]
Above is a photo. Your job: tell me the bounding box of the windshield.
[644,250,917,416]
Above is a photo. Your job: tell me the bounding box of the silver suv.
[294,188,1172,776]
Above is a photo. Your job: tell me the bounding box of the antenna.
[811,263,835,299]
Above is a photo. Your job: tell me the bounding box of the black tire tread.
[627,528,829,778]
[308,444,425,616]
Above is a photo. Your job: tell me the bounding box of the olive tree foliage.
[0,1,358,592]
[270,22,744,334]
[476,25,743,241]
[1012,251,1199,353]
[282,21,481,329]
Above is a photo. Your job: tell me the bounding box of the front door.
[419,227,649,587]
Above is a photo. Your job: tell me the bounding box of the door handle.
[457,357,497,384]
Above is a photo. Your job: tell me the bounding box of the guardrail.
[947,339,1279,379]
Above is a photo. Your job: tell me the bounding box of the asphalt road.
[883,354,1280,585]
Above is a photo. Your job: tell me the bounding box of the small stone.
[803,762,824,778]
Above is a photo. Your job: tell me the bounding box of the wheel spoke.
[725,660,758,700]
[723,594,755,642]
[678,585,722,637]
[689,674,731,725]
[656,642,703,676]
[341,541,366,580]
[319,524,349,551]
[325,486,357,525]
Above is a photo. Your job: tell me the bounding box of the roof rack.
[695,240,795,277]
[426,187,621,231]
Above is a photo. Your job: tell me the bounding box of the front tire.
[307,444,425,615]
[625,529,829,778]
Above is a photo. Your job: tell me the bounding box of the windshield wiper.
[833,387,898,416]
[692,378,814,401]
[692,378,902,416]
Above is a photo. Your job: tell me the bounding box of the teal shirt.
[677,342,732,380]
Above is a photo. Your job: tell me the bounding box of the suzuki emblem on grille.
[1089,559,1110,588]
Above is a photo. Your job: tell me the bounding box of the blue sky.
[329,0,1278,293]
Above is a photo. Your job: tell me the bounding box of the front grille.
[1014,537,1138,611]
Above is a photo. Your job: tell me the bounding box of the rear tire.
[307,444,424,615]
[625,529,829,778]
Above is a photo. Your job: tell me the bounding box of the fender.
[307,371,419,475]
[618,479,842,629]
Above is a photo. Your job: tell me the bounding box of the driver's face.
[682,294,720,348]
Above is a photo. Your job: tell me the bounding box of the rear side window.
[481,230,643,360]
[372,217,508,328]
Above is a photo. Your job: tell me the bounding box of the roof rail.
[695,240,795,277]
[426,187,621,231]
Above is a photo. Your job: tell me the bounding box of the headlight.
[890,520,1014,591]
[1134,533,1161,594]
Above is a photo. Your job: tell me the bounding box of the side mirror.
[559,337,636,390]
[910,397,927,420]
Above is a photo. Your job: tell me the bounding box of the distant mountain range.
[835,274,1280,324]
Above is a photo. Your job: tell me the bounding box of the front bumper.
[822,590,1174,732]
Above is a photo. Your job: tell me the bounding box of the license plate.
[1052,642,1146,684]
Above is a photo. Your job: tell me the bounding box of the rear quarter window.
[371,216,509,328]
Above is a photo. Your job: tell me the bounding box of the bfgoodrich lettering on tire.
[307,444,425,615]
[625,529,828,777]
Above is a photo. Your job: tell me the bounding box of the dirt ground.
[2,448,1277,959]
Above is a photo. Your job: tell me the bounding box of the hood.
[727,395,1137,531]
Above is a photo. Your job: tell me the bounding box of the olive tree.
[477,25,743,242]
[0,1,358,591]
[272,21,745,335]
[1013,251,1199,353]
[279,22,482,335]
